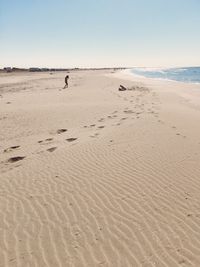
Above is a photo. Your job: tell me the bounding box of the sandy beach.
[1,69,200,266]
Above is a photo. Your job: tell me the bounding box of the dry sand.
[1,69,200,266]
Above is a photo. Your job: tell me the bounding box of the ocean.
[130,67,200,83]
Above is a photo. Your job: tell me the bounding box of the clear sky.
[0,0,200,68]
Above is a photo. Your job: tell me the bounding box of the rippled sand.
[1,69,200,266]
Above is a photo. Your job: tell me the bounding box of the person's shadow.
[63,84,68,89]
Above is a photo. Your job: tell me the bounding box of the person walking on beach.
[63,75,69,89]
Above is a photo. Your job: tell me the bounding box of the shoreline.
[122,67,200,85]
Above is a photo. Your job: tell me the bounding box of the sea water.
[131,67,200,83]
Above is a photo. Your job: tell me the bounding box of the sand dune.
[1,70,200,266]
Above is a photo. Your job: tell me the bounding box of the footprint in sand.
[0,116,7,121]
[38,138,53,144]
[4,146,20,153]
[84,124,96,128]
[47,147,57,152]
[45,138,53,141]
[90,133,99,138]
[57,129,67,134]
[66,138,77,142]
[7,156,25,163]
[98,126,105,129]
[124,110,134,114]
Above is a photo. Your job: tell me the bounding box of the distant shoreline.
[0,67,127,73]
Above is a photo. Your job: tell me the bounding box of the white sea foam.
[130,67,200,84]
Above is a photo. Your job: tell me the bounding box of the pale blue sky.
[0,0,200,68]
